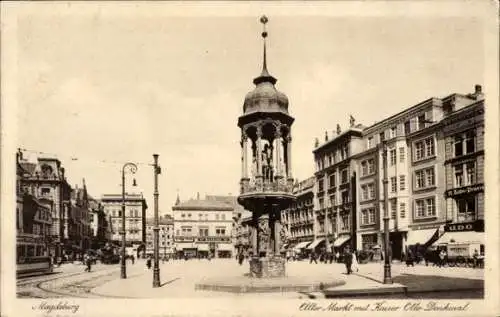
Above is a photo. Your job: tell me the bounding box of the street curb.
[195,280,346,293]
[322,284,407,298]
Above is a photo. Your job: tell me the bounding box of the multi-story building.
[235,211,252,255]
[89,197,109,249]
[16,152,53,260]
[101,193,148,253]
[70,180,92,252]
[312,124,365,254]
[17,152,72,257]
[145,215,174,257]
[356,85,484,259]
[281,177,315,253]
[435,86,485,249]
[172,194,234,258]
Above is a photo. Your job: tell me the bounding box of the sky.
[15,5,486,217]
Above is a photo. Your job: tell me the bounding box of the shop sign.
[445,220,484,232]
[445,184,484,198]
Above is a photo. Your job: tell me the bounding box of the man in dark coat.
[343,247,353,274]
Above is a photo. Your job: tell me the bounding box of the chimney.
[475,84,482,94]
[61,167,65,179]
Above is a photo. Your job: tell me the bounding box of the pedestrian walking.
[335,251,340,263]
[351,250,359,273]
[131,255,135,264]
[84,253,92,272]
[438,249,446,268]
[406,249,415,267]
[472,249,479,268]
[146,256,152,269]
[343,247,353,274]
[309,252,318,264]
[238,252,244,266]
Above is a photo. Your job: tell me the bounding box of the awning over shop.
[433,231,485,246]
[294,241,311,250]
[197,244,209,251]
[333,235,351,247]
[406,228,438,246]
[176,243,197,250]
[217,244,233,251]
[307,238,325,250]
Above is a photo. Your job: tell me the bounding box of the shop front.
[433,220,485,256]
[333,235,351,252]
[197,243,210,258]
[216,243,233,258]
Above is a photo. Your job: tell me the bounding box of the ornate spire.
[175,189,180,205]
[253,15,277,85]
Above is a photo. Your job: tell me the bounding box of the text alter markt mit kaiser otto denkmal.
[299,301,471,312]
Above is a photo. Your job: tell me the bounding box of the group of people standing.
[307,247,359,274]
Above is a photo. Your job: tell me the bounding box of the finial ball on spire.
[260,15,269,25]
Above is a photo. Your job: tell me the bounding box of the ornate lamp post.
[381,141,392,284]
[121,162,138,279]
[152,154,161,288]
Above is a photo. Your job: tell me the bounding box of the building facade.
[17,153,73,258]
[281,84,485,260]
[281,177,315,254]
[89,198,109,249]
[172,195,234,258]
[312,124,365,254]
[101,193,148,252]
[145,215,174,257]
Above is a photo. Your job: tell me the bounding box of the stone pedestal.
[249,256,286,278]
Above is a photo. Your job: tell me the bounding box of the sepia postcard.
[1,1,499,317]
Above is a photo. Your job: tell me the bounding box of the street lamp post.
[381,141,393,284]
[152,154,161,288]
[121,162,138,279]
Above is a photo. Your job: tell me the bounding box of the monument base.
[249,256,285,278]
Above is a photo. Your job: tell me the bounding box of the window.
[318,178,324,192]
[399,147,405,162]
[41,187,50,196]
[135,210,139,217]
[221,214,226,221]
[113,210,116,217]
[391,177,397,193]
[390,126,397,138]
[425,138,435,157]
[465,131,475,154]
[341,169,348,184]
[390,199,397,219]
[454,135,463,157]
[379,132,385,143]
[118,210,122,217]
[414,136,435,161]
[361,185,368,201]
[181,226,192,236]
[361,161,368,176]
[456,196,476,222]
[426,168,435,187]
[367,137,373,148]
[368,183,375,199]
[368,159,375,174]
[466,162,476,185]
[329,194,336,207]
[426,198,435,216]
[215,228,226,236]
[399,175,406,191]
[368,209,376,224]
[215,214,219,220]
[404,121,411,134]
[415,167,435,189]
[418,114,426,130]
[181,213,185,218]
[199,228,209,237]
[341,191,349,205]
[399,203,406,218]
[129,210,133,217]
[455,165,463,187]
[341,214,350,230]
[361,208,376,225]
[415,197,436,218]
[390,149,396,166]
[415,200,425,218]
[328,173,336,188]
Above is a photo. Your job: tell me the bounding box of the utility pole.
[382,141,393,284]
[152,154,161,288]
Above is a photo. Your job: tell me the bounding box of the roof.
[19,162,37,175]
[172,198,234,211]
[146,216,174,225]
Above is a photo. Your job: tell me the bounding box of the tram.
[17,256,53,277]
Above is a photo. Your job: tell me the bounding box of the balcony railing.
[240,178,294,195]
